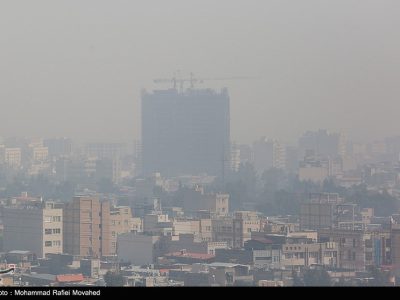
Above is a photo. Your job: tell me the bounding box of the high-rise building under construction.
[141,88,230,177]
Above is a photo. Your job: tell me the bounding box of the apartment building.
[281,242,339,270]
[31,146,49,162]
[110,206,133,255]
[212,216,234,247]
[63,196,111,258]
[4,148,21,168]
[233,211,261,248]
[319,229,367,271]
[3,202,63,258]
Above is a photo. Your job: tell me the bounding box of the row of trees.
[214,163,400,216]
[0,174,117,201]
[292,266,392,286]
[104,267,392,286]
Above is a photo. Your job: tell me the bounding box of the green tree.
[348,188,400,216]
[367,266,390,286]
[335,275,346,286]
[292,270,303,286]
[303,268,331,286]
[54,181,76,201]
[104,271,125,286]
[261,167,287,194]
[218,162,258,210]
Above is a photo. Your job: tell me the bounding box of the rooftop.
[165,252,214,260]
[206,262,246,268]
[7,250,32,255]
[56,274,84,283]
[23,273,56,281]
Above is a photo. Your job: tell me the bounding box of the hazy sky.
[1,0,400,144]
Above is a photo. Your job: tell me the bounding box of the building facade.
[141,88,230,176]
[63,196,110,258]
[110,206,133,255]
[3,202,63,258]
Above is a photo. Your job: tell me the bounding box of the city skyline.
[1,0,400,288]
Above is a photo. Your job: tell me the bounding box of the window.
[53,216,61,222]
[45,229,52,235]
[352,252,356,261]
[365,240,373,248]
[353,239,356,248]
[112,231,116,237]
[53,241,61,247]
[53,228,61,234]
[45,241,52,247]
[255,257,270,261]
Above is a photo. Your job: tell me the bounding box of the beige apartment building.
[233,211,261,248]
[168,218,212,242]
[32,146,49,162]
[212,216,234,247]
[63,196,111,258]
[4,148,21,168]
[110,206,133,255]
[131,217,143,233]
[171,219,193,236]
[198,218,212,242]
[3,202,63,258]
[281,242,339,270]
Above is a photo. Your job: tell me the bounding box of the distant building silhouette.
[141,88,230,176]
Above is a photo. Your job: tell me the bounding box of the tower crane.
[153,72,258,91]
